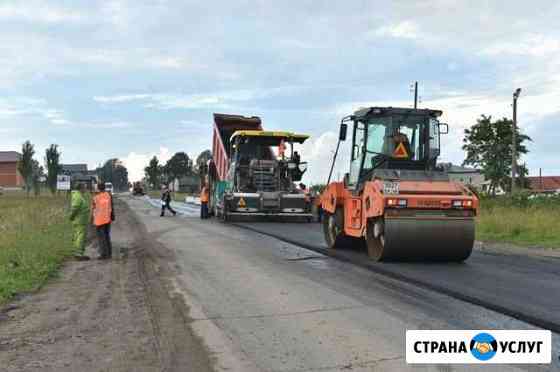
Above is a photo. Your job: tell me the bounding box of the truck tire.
[323,209,350,249]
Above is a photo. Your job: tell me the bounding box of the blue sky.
[1,0,559,182]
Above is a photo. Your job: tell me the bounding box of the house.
[439,163,485,188]
[61,164,97,190]
[0,151,23,188]
[61,164,88,176]
[527,176,560,194]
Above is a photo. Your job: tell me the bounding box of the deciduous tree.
[97,159,129,191]
[144,156,162,189]
[31,159,44,196]
[195,150,212,174]
[17,141,35,196]
[45,144,62,194]
[164,152,192,183]
[462,115,530,195]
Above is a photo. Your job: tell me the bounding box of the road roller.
[321,106,478,261]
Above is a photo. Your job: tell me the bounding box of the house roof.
[0,151,21,162]
[61,164,88,173]
[528,176,560,191]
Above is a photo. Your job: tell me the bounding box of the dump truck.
[206,113,313,221]
[321,107,478,261]
[132,182,145,196]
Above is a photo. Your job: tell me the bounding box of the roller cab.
[321,107,479,261]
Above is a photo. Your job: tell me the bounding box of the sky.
[1,0,559,183]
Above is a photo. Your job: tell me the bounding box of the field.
[476,195,560,248]
[0,192,75,304]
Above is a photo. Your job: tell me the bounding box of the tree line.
[17,141,63,196]
[144,150,211,189]
[16,140,129,195]
[95,159,129,191]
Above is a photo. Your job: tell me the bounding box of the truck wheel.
[366,219,385,261]
[323,209,346,249]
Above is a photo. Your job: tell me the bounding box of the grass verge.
[476,195,560,248]
[0,193,74,304]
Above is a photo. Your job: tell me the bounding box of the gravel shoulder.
[0,197,214,372]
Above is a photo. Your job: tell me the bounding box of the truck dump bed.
[212,113,262,181]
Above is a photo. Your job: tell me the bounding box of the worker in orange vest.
[200,183,210,219]
[91,182,115,260]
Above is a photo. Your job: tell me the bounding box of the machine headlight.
[452,200,473,208]
[386,198,407,207]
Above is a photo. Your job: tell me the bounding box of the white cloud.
[0,96,133,129]
[481,34,560,57]
[370,20,419,40]
[298,131,350,185]
[93,94,152,103]
[0,2,84,24]
[121,147,173,183]
[93,90,264,111]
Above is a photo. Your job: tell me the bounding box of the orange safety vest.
[200,187,209,203]
[93,192,112,226]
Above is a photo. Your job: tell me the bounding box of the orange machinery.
[321,107,478,261]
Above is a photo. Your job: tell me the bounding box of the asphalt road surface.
[128,196,559,371]
[235,221,560,334]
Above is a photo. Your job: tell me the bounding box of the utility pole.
[511,88,521,193]
[413,81,418,109]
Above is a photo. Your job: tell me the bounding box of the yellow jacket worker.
[69,183,90,260]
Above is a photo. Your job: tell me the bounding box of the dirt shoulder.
[475,240,560,259]
[0,197,214,372]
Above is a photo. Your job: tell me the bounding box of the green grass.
[0,192,74,304]
[476,195,560,248]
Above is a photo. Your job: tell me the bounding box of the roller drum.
[382,217,475,261]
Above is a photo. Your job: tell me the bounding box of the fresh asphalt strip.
[232,222,560,334]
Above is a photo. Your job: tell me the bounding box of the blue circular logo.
[470,333,497,361]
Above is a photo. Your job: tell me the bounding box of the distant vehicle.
[104,182,114,194]
[132,182,145,196]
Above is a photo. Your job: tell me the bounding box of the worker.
[92,182,115,260]
[278,139,286,159]
[69,183,90,260]
[200,183,210,219]
[392,131,412,158]
[160,185,177,217]
[293,151,301,166]
[315,196,324,223]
